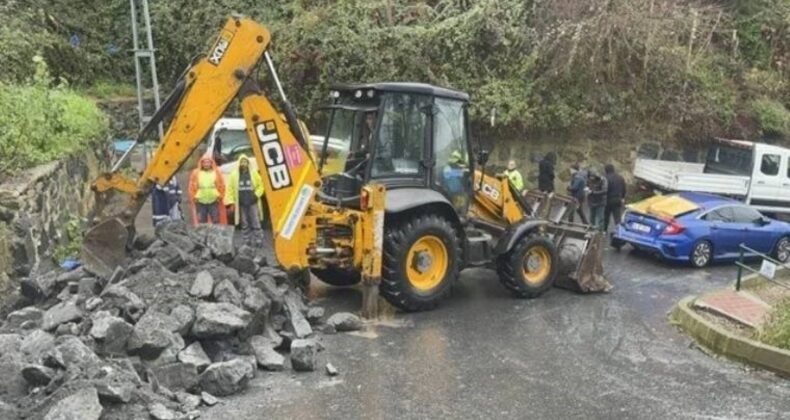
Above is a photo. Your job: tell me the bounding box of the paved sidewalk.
[694,289,770,328]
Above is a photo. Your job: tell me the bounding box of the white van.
[634,138,790,214]
[206,118,350,179]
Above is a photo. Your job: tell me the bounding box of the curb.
[670,296,790,377]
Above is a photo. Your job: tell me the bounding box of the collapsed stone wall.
[0,142,110,297]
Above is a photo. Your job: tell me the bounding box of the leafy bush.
[752,99,790,137]
[759,298,790,351]
[0,59,108,178]
[52,216,83,263]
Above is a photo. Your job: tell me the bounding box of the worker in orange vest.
[188,156,227,225]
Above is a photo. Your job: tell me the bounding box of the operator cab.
[317,83,473,214]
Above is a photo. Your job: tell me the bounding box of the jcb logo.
[208,31,232,66]
[255,122,292,190]
[481,183,500,201]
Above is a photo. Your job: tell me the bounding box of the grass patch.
[758,298,790,351]
[82,80,137,100]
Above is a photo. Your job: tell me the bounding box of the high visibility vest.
[195,170,220,204]
[505,169,524,191]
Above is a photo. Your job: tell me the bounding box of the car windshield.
[215,129,249,156]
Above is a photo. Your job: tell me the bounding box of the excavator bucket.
[80,179,138,278]
[525,191,612,293]
[81,217,131,279]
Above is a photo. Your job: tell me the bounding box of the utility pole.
[130,0,162,167]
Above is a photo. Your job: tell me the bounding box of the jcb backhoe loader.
[82,17,610,315]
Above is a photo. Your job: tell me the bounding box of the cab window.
[760,154,780,176]
[433,98,470,211]
[371,93,429,178]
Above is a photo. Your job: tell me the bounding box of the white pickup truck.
[634,138,790,214]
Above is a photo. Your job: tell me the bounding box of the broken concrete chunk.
[101,285,146,322]
[191,303,251,338]
[20,329,55,357]
[54,322,79,336]
[228,246,257,275]
[290,339,317,372]
[306,307,325,324]
[152,362,199,392]
[250,335,285,371]
[144,333,185,367]
[43,387,102,420]
[94,366,136,404]
[201,224,235,262]
[44,336,101,372]
[91,316,134,355]
[170,305,195,336]
[127,311,179,357]
[176,391,202,412]
[201,391,219,406]
[325,362,338,377]
[214,279,242,306]
[199,359,254,396]
[148,402,178,420]
[284,292,312,338]
[6,307,44,329]
[22,363,56,386]
[178,341,211,371]
[326,312,363,332]
[85,297,103,311]
[77,277,99,300]
[42,300,83,331]
[242,285,271,313]
[189,271,214,298]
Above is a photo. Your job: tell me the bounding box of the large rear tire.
[380,214,461,312]
[311,266,361,287]
[497,234,558,298]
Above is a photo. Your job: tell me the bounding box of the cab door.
[750,149,783,204]
[431,98,472,214]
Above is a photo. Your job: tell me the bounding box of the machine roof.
[331,82,470,101]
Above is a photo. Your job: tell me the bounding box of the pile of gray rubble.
[0,222,362,419]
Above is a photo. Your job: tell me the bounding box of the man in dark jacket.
[587,170,608,230]
[538,152,556,193]
[567,163,588,224]
[604,164,626,232]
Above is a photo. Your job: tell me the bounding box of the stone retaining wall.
[0,142,110,293]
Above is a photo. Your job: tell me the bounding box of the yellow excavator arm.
[83,16,384,299]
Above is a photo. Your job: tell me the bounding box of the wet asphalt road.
[203,248,790,420]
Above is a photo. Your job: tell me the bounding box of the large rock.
[290,339,317,372]
[242,286,271,313]
[148,403,178,420]
[5,307,44,329]
[326,312,363,332]
[101,285,147,322]
[21,363,56,386]
[191,303,251,338]
[143,332,184,367]
[20,271,61,301]
[228,246,257,275]
[44,387,102,420]
[170,305,194,336]
[214,279,242,306]
[0,333,22,356]
[151,362,199,392]
[44,336,101,372]
[250,335,284,371]
[94,365,138,403]
[127,311,179,357]
[42,300,83,331]
[20,329,55,358]
[153,244,188,272]
[199,359,254,396]
[157,221,198,253]
[189,271,214,298]
[198,224,235,262]
[284,292,312,338]
[178,341,211,371]
[89,313,134,355]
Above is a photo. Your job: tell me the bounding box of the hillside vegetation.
[2,0,789,149]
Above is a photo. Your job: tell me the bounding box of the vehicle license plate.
[630,222,651,233]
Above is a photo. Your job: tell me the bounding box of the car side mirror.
[756,217,770,226]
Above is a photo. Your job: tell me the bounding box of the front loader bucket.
[81,217,131,279]
[554,230,611,293]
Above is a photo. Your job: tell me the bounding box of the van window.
[704,144,751,176]
[760,154,780,176]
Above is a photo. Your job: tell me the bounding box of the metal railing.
[735,243,790,291]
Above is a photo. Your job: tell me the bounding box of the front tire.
[497,234,558,298]
[690,240,712,268]
[773,236,790,263]
[311,266,361,287]
[380,214,461,312]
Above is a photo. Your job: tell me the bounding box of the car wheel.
[690,240,712,268]
[610,235,624,251]
[773,236,790,263]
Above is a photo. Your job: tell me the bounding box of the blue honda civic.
[612,192,790,267]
